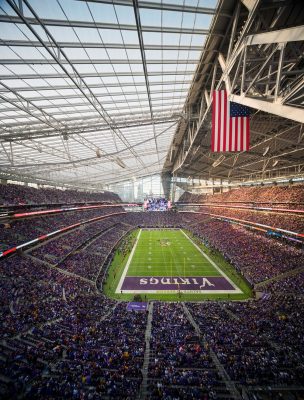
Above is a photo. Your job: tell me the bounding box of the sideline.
[180,230,243,294]
[115,229,142,293]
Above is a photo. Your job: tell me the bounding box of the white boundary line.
[115,229,142,293]
[116,289,239,294]
[180,230,243,294]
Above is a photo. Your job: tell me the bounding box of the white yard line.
[180,230,243,294]
[120,289,241,294]
[115,229,142,293]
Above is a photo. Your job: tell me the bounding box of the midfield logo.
[139,277,215,288]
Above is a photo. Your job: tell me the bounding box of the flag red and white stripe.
[211,90,250,152]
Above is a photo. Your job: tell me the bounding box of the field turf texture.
[104,229,252,302]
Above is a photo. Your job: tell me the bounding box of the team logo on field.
[159,239,171,247]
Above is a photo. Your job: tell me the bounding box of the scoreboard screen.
[144,197,171,211]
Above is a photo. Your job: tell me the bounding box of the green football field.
[104,228,252,301]
[123,229,221,278]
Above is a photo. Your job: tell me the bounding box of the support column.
[171,173,177,202]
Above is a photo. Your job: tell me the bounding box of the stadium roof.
[1,0,303,193]
[0,0,219,189]
[163,0,304,190]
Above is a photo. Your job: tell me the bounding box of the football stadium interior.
[0,0,303,399]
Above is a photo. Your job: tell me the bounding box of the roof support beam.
[230,94,304,124]
[0,95,185,112]
[77,0,220,16]
[0,15,213,35]
[0,87,189,104]
[0,79,192,92]
[0,115,179,141]
[132,0,159,163]
[0,70,195,80]
[0,58,199,65]
[1,105,182,127]
[246,25,304,45]
[0,40,204,51]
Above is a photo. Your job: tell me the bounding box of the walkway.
[139,302,154,400]
[182,303,242,400]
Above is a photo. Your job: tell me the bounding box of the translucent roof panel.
[0,0,218,189]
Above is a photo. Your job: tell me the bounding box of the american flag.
[211,90,250,152]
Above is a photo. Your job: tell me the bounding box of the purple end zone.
[121,276,236,291]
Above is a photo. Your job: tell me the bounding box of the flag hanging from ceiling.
[211,90,250,152]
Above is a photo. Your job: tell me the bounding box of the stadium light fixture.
[212,155,225,168]
[116,157,126,169]
[262,146,270,156]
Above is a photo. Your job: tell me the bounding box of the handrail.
[0,211,127,259]
[179,210,304,241]
[177,203,304,214]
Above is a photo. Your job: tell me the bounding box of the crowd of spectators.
[189,218,304,284]
[29,215,124,264]
[0,256,95,338]
[0,252,146,399]
[259,271,304,294]
[178,185,304,233]
[24,301,147,399]
[187,296,304,396]
[123,212,181,228]
[206,184,304,205]
[179,184,304,207]
[148,303,226,399]
[0,183,120,206]
[178,192,207,203]
[0,183,303,399]
[1,206,124,253]
[198,206,304,233]
[58,223,132,280]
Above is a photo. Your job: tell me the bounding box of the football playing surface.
[116,229,242,294]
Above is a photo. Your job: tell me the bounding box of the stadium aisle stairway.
[146,302,235,400]
[187,300,304,397]
[139,302,154,399]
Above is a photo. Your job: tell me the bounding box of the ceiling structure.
[0,0,303,194]
[0,0,218,190]
[163,0,304,195]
